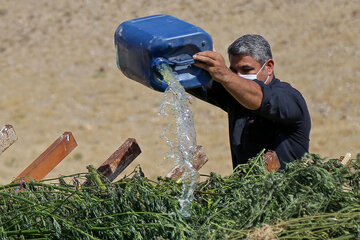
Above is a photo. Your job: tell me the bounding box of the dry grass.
[0,0,359,184]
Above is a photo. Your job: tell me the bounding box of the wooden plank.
[0,124,17,155]
[339,153,352,165]
[264,150,281,172]
[82,138,141,186]
[14,132,77,182]
[166,145,209,179]
[96,138,141,182]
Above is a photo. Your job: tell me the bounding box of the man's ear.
[266,59,274,75]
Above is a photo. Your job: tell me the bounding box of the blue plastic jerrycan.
[114,14,213,92]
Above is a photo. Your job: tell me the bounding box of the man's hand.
[193,50,263,110]
[193,51,234,83]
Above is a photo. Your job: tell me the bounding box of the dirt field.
[0,0,359,184]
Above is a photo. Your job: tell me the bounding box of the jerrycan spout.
[152,57,172,86]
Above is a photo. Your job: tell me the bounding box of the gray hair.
[227,34,273,65]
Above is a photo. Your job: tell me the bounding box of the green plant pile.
[0,152,359,240]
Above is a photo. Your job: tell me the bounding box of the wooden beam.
[83,138,141,186]
[264,150,281,172]
[0,124,17,155]
[14,132,77,182]
[97,138,141,182]
[166,145,209,179]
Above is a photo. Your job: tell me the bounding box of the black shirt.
[187,77,311,169]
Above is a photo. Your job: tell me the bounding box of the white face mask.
[237,62,270,84]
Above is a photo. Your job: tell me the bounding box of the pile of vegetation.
[0,152,359,239]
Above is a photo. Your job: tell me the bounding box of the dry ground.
[0,0,359,184]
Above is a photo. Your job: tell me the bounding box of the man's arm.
[193,51,263,111]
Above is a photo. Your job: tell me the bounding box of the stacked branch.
[0,152,359,239]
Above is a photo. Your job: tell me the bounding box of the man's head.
[228,34,274,84]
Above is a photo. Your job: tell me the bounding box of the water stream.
[158,63,199,217]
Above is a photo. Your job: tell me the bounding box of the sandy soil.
[0,0,359,184]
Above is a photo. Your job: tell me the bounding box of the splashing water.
[158,63,199,217]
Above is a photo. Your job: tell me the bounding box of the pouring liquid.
[158,63,199,217]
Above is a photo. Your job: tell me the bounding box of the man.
[189,34,311,169]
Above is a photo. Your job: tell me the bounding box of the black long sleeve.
[187,78,311,169]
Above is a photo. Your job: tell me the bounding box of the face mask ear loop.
[257,62,266,74]
[264,75,270,84]
[260,60,270,84]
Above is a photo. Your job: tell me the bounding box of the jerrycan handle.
[168,54,194,71]
[169,58,194,67]
[153,54,195,72]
